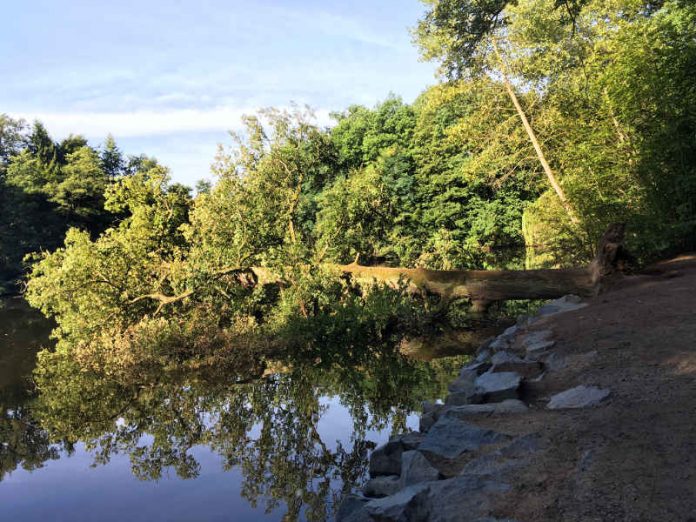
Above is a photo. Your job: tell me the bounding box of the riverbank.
[339,254,696,521]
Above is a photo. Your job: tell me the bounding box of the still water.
[0,298,494,521]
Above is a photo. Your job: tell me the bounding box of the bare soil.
[472,255,696,521]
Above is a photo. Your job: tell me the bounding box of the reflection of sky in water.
[0,301,466,521]
[0,395,418,521]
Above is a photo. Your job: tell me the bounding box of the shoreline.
[338,254,696,521]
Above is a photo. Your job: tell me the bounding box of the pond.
[0,297,499,521]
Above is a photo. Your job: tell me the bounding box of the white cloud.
[10,106,334,139]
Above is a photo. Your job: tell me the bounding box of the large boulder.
[417,414,510,475]
[360,475,515,522]
[448,370,478,394]
[336,494,371,522]
[421,474,513,522]
[547,385,611,409]
[370,441,405,477]
[474,372,522,402]
[399,451,440,488]
[369,433,426,477]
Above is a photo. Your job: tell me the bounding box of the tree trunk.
[492,40,580,225]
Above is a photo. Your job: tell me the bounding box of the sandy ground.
[470,255,696,521]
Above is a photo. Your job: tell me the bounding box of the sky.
[1,0,437,186]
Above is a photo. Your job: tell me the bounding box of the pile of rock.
[337,295,611,522]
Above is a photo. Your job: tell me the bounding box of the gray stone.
[502,324,519,338]
[525,340,556,355]
[370,432,426,477]
[446,400,528,418]
[399,450,440,488]
[547,385,610,409]
[448,370,478,393]
[489,336,510,351]
[474,371,521,402]
[445,389,483,407]
[364,483,430,521]
[418,414,510,462]
[420,410,439,433]
[336,494,370,522]
[421,400,442,416]
[422,474,512,521]
[492,359,543,379]
[522,330,556,355]
[538,295,587,317]
[522,330,553,346]
[394,431,426,451]
[460,360,492,375]
[370,440,405,477]
[364,475,401,498]
[490,351,523,365]
[476,349,493,363]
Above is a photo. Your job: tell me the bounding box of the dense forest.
[2,0,695,371]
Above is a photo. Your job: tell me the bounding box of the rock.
[336,494,370,522]
[394,431,426,451]
[489,336,510,351]
[370,432,427,477]
[399,450,440,488]
[474,371,522,402]
[521,330,556,355]
[537,295,587,317]
[446,400,528,418]
[492,359,544,379]
[445,389,483,406]
[420,410,439,433]
[502,324,519,338]
[448,370,478,393]
[364,483,430,521]
[364,475,401,498]
[359,474,516,521]
[421,474,512,521]
[547,385,611,409]
[525,340,556,355]
[370,440,405,477]
[476,349,493,363]
[460,360,492,375]
[490,351,523,365]
[522,329,553,346]
[455,434,543,482]
[418,414,510,472]
[421,400,442,416]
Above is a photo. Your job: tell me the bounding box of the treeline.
[0,117,176,291]
[7,0,696,367]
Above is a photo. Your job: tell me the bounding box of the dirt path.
[470,255,696,521]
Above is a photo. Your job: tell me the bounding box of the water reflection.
[0,299,473,520]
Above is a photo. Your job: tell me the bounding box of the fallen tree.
[137,224,629,315]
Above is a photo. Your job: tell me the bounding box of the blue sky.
[1,0,436,185]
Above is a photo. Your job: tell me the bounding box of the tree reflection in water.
[17,343,468,521]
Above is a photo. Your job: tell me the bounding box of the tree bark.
[492,40,580,225]
[133,226,627,314]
